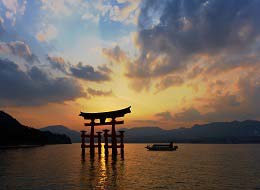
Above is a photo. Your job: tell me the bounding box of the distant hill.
[0,111,71,146]
[34,119,260,144]
[121,127,168,143]
[122,120,260,143]
[40,125,81,143]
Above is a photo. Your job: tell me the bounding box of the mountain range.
[1,110,260,144]
[122,120,260,143]
[0,111,71,146]
[41,120,260,143]
[40,125,81,143]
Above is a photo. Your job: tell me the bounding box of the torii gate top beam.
[79,106,131,122]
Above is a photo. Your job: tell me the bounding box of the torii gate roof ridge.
[79,106,131,120]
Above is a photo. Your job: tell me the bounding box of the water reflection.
[1,144,260,190]
[80,143,125,190]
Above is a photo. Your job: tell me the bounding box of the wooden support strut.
[103,129,109,156]
[84,120,124,126]
[97,132,102,155]
[81,130,86,156]
[89,119,95,157]
[119,131,125,158]
[81,129,125,158]
[111,118,117,156]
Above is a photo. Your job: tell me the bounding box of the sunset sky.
[0,0,259,130]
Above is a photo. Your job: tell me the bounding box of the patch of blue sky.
[99,14,136,41]
[0,1,47,61]
[14,1,46,55]
[110,0,130,8]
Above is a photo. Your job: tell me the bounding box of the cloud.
[47,55,67,73]
[108,0,140,25]
[70,62,111,82]
[102,45,127,64]
[173,108,203,122]
[138,0,260,55]
[0,41,39,63]
[36,24,58,42]
[1,0,27,25]
[0,17,4,34]
[0,58,85,106]
[40,0,82,16]
[46,55,112,82]
[155,75,184,92]
[87,88,112,97]
[155,111,173,121]
[97,64,112,74]
[187,65,204,79]
[172,72,260,122]
[126,0,260,91]
[40,0,140,26]
[2,0,17,12]
[128,77,151,92]
[101,45,151,92]
[131,119,160,125]
[81,12,99,23]
[234,75,260,114]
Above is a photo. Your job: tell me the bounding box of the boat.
[145,142,178,151]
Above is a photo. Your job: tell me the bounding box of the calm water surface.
[0,144,260,190]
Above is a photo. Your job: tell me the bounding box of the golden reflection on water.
[80,143,125,190]
[96,143,108,189]
[1,144,260,190]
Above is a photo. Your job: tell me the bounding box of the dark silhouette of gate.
[79,106,131,159]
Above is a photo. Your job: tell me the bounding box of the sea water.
[0,144,260,190]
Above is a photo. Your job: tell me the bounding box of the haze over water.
[1,144,260,190]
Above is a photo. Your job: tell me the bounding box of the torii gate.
[79,106,131,158]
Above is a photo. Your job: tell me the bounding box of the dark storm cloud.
[139,0,260,55]
[46,56,112,82]
[127,0,260,89]
[70,62,110,82]
[0,59,85,106]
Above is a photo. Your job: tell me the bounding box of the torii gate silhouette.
[79,106,131,159]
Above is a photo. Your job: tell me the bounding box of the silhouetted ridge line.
[0,111,71,146]
[40,120,260,143]
[40,125,81,143]
[122,120,260,143]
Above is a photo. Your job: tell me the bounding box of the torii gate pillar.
[79,106,131,158]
